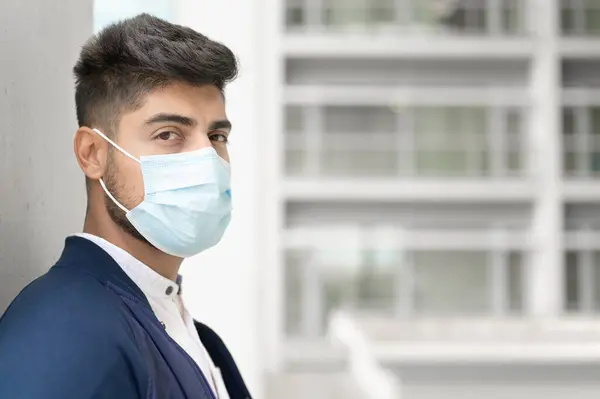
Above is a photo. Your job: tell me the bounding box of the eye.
[155,131,180,141]
[209,131,229,144]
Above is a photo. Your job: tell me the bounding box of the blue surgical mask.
[92,128,232,258]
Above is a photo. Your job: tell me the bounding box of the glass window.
[502,0,522,34]
[564,250,600,313]
[590,107,600,135]
[320,106,399,177]
[286,0,305,28]
[353,250,398,312]
[284,247,400,337]
[324,106,397,133]
[437,0,487,34]
[414,107,488,176]
[507,251,524,312]
[563,107,578,175]
[590,107,600,173]
[464,2,487,34]
[584,0,600,35]
[286,106,305,133]
[561,0,578,35]
[323,0,366,28]
[564,107,577,136]
[565,252,580,311]
[506,109,523,174]
[285,251,307,336]
[416,151,471,176]
[285,148,306,176]
[367,0,396,26]
[593,251,600,311]
[321,148,399,177]
[413,251,490,315]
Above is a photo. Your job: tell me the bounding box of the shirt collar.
[75,233,181,300]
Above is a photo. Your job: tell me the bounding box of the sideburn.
[103,153,152,247]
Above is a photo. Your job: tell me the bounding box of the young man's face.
[103,83,231,241]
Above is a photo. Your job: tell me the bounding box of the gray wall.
[0,1,92,313]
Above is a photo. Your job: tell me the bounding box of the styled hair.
[73,13,238,135]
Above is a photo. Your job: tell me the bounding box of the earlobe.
[74,127,107,181]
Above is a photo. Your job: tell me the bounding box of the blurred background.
[4,0,600,398]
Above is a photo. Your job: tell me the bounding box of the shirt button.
[165,286,174,295]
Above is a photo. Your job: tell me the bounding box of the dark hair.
[73,13,238,135]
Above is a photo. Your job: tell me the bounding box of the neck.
[83,208,183,282]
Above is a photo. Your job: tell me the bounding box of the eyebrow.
[145,113,196,126]
[209,119,232,132]
[144,113,232,132]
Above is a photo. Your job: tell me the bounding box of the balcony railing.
[286,0,529,36]
[285,95,530,179]
[351,312,600,363]
[284,226,529,337]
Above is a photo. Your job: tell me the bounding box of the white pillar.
[527,0,563,316]
[172,1,265,396]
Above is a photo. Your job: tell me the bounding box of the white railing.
[328,310,402,399]
[285,0,530,37]
[286,226,531,251]
[285,86,531,107]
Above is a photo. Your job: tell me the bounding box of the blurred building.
[261,0,600,398]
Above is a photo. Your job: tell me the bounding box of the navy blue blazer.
[0,237,251,399]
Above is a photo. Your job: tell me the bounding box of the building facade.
[262,0,600,398]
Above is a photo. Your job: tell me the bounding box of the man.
[0,14,250,399]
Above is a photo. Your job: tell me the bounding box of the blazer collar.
[54,236,151,309]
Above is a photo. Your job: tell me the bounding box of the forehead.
[122,83,227,128]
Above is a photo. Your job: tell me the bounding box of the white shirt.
[76,233,229,399]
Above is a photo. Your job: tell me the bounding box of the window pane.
[323,0,366,28]
[413,251,489,315]
[506,108,522,134]
[502,0,521,34]
[285,251,306,336]
[507,151,522,173]
[324,106,396,133]
[590,107,600,173]
[565,252,580,312]
[416,151,470,175]
[565,152,578,175]
[563,107,577,135]
[286,0,305,28]
[368,0,395,25]
[321,149,398,177]
[285,149,306,176]
[590,107,600,135]
[563,107,578,175]
[286,106,305,133]
[584,0,600,34]
[561,1,577,34]
[438,1,487,34]
[507,251,524,312]
[353,250,397,312]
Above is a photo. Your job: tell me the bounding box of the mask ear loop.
[99,178,129,213]
[92,128,140,214]
[92,128,141,164]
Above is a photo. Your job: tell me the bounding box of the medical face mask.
[92,128,232,258]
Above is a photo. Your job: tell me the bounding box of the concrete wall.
[0,1,92,313]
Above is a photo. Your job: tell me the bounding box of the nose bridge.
[189,130,212,151]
